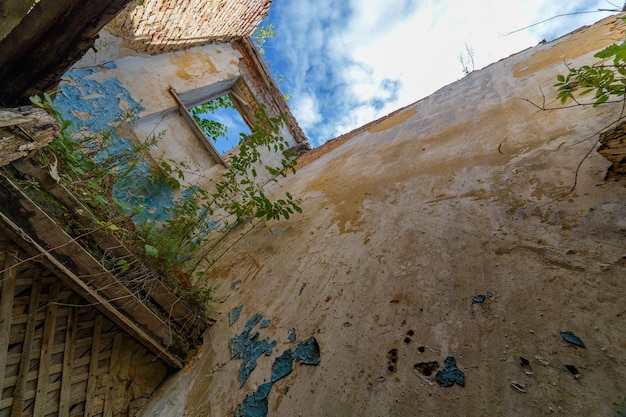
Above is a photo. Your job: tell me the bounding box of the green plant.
[143,104,302,279]
[555,18,626,107]
[189,95,234,143]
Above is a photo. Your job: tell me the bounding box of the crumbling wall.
[137,14,626,417]
[106,0,272,54]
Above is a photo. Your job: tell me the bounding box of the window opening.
[189,95,251,155]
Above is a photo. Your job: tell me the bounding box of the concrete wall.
[138,14,626,416]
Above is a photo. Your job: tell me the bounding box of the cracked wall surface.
[138,14,626,417]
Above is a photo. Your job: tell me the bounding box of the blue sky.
[256,0,620,148]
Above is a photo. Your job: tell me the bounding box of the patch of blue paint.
[229,305,244,326]
[435,356,464,387]
[271,349,293,382]
[235,382,272,417]
[231,280,242,291]
[54,68,186,223]
[229,313,277,387]
[299,282,307,295]
[102,61,117,69]
[560,331,585,348]
[293,337,321,365]
[284,386,289,394]
[259,319,271,329]
[288,328,296,342]
[486,290,493,298]
[472,295,485,303]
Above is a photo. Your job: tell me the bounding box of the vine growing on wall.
[26,92,302,300]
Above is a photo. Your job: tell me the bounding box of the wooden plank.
[0,198,184,368]
[169,87,229,167]
[58,294,79,417]
[84,315,102,417]
[11,268,42,417]
[32,281,60,417]
[0,248,19,392]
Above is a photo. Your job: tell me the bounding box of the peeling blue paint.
[293,337,321,365]
[435,356,465,387]
[229,305,244,326]
[235,382,272,417]
[299,282,307,295]
[288,328,296,342]
[472,295,485,303]
[229,313,277,387]
[560,331,585,348]
[259,319,271,329]
[231,280,242,291]
[271,349,293,382]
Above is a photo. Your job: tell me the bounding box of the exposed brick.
[106,0,272,53]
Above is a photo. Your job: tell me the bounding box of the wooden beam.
[84,315,102,417]
[0,248,18,393]
[58,294,78,417]
[0,0,132,104]
[33,281,60,417]
[169,86,229,167]
[11,268,42,417]
[11,159,208,337]
[0,212,184,368]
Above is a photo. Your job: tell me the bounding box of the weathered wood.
[11,268,42,417]
[0,0,132,104]
[0,107,59,167]
[0,0,39,40]
[0,173,189,366]
[170,86,229,167]
[84,315,102,417]
[58,294,78,417]
[11,159,208,338]
[0,248,18,393]
[0,211,184,369]
[33,281,60,417]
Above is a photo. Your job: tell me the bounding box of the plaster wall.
[139,15,626,417]
[57,37,299,221]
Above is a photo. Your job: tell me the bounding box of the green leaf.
[144,244,159,257]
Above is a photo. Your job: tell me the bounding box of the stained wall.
[138,14,626,417]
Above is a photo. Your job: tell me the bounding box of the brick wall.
[106,0,272,54]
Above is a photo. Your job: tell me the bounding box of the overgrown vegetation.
[27,92,301,305]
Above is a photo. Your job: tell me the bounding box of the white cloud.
[291,94,322,129]
[263,0,618,146]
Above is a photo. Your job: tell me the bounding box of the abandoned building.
[1,1,625,416]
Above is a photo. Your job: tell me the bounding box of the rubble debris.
[414,361,439,377]
[271,349,294,382]
[235,382,272,417]
[435,356,465,387]
[229,305,244,326]
[229,314,277,387]
[560,331,585,348]
[294,337,321,365]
